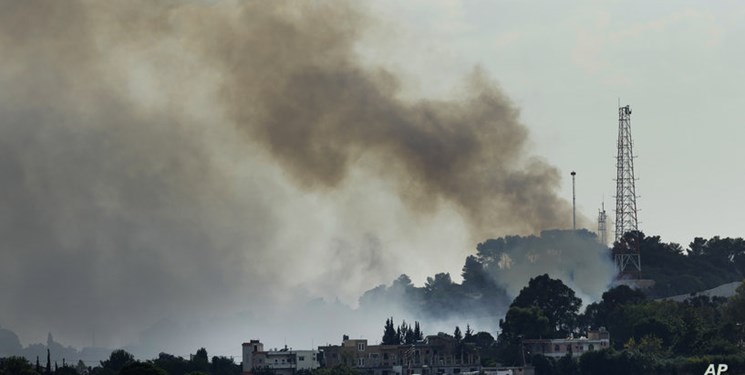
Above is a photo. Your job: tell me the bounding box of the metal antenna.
[571,171,576,231]
[597,200,607,247]
[613,103,641,278]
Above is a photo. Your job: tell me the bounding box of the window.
[358,343,366,351]
[588,344,594,351]
[299,356,305,361]
[383,353,389,360]
[554,345,560,352]
[358,358,365,367]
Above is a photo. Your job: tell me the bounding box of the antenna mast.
[571,171,576,231]
[613,104,641,277]
[597,201,607,247]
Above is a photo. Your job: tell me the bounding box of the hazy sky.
[1,0,743,361]
[362,1,745,247]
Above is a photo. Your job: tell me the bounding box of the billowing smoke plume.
[123,0,575,238]
[0,0,589,357]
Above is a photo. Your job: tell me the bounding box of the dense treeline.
[0,347,241,375]
[377,319,499,367]
[625,232,745,297]
[360,230,607,321]
[381,319,424,345]
[362,230,745,322]
[496,273,745,375]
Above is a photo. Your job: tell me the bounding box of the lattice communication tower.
[597,202,607,247]
[613,104,641,277]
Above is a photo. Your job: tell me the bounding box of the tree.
[75,360,87,375]
[626,335,664,356]
[500,307,551,341]
[498,306,551,365]
[531,354,555,375]
[398,321,411,344]
[100,349,135,372]
[211,355,241,375]
[400,321,416,344]
[46,348,51,375]
[471,332,495,348]
[511,274,582,336]
[724,280,745,341]
[464,325,474,342]
[556,353,578,375]
[382,318,398,345]
[120,361,167,375]
[55,365,80,375]
[581,285,646,333]
[424,273,454,297]
[454,326,462,342]
[461,255,491,291]
[191,348,209,373]
[0,356,38,375]
[413,322,423,342]
[154,352,190,375]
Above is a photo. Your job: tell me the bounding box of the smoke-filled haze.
[0,0,604,358]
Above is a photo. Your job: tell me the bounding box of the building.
[521,329,610,359]
[481,367,534,375]
[318,333,481,375]
[242,340,320,375]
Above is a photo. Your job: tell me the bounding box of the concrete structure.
[484,368,535,375]
[242,340,320,375]
[521,329,610,359]
[319,333,481,375]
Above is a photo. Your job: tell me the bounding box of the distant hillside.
[620,232,745,298]
[658,280,742,302]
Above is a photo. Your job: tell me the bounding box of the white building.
[521,329,610,359]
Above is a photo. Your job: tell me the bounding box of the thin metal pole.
[571,171,576,231]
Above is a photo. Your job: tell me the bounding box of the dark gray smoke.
[0,0,583,357]
[196,2,573,237]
